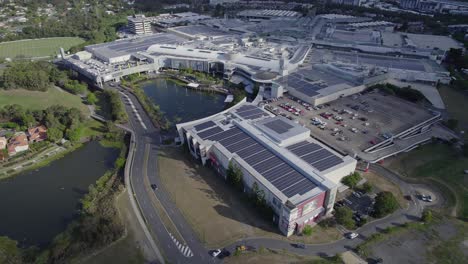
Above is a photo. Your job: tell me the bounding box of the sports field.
[0,37,85,59]
[0,87,90,115]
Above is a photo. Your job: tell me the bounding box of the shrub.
[421,209,433,223]
[341,172,362,189]
[318,217,337,228]
[302,225,313,236]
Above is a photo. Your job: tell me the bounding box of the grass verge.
[0,37,84,59]
[0,88,89,115]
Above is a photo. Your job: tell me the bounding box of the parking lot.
[263,91,435,157]
[335,191,375,225]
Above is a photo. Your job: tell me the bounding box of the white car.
[211,249,221,257]
[345,232,359,239]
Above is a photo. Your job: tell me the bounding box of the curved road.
[115,85,433,263]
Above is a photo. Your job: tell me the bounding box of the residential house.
[27,125,47,143]
[8,133,29,156]
[0,136,6,149]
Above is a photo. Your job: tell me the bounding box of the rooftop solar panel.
[253,156,283,173]
[244,150,274,165]
[243,113,267,120]
[287,141,344,172]
[275,175,306,191]
[198,127,320,198]
[205,127,242,141]
[312,156,343,171]
[236,105,257,113]
[263,119,294,134]
[219,133,250,147]
[282,180,317,197]
[237,144,264,159]
[198,126,223,139]
[225,138,257,152]
[237,108,263,118]
[194,121,216,131]
[287,141,310,150]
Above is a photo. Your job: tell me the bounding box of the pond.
[141,78,227,124]
[0,141,120,247]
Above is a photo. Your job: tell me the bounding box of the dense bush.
[63,80,87,95]
[105,90,128,124]
[2,62,52,91]
[341,172,362,189]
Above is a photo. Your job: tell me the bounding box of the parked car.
[345,232,359,239]
[210,249,222,257]
[151,184,158,190]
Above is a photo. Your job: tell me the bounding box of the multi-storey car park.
[62,11,459,234]
[176,102,356,236]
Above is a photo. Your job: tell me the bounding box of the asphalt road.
[116,86,217,264]
[114,85,434,263]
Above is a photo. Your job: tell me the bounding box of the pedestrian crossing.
[169,233,193,257]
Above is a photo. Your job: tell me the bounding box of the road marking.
[169,233,194,258]
[120,91,147,130]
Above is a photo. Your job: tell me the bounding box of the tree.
[373,191,400,218]
[227,161,243,191]
[341,172,362,189]
[65,126,82,143]
[86,92,98,105]
[334,207,355,229]
[47,127,63,142]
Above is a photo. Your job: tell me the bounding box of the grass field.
[387,143,468,219]
[439,86,468,141]
[0,37,85,59]
[0,88,90,115]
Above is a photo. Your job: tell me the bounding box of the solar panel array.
[287,141,344,172]
[277,72,329,97]
[194,121,216,131]
[235,105,269,120]
[263,119,294,134]
[198,125,318,198]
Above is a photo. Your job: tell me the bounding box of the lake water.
[142,78,226,124]
[0,141,119,247]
